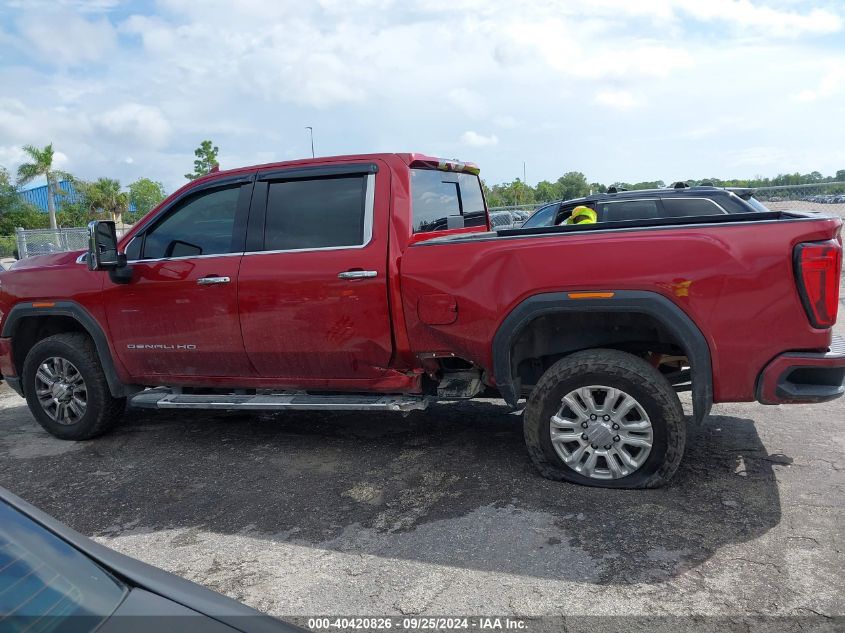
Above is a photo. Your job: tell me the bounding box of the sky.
[0,0,844,193]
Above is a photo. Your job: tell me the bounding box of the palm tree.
[16,143,66,229]
[82,178,129,226]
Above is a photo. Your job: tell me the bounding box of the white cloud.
[0,146,28,171]
[447,88,487,118]
[51,151,70,170]
[16,12,117,66]
[594,90,643,111]
[0,0,844,191]
[460,131,499,147]
[97,104,172,150]
[727,146,792,168]
[792,66,845,102]
[493,115,521,129]
[673,0,841,37]
[6,0,120,11]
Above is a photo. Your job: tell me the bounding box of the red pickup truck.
[1,153,842,488]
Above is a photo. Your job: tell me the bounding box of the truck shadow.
[0,397,785,585]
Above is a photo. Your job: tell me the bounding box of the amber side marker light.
[32,302,56,308]
[568,292,615,300]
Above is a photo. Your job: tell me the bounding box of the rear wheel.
[22,333,125,440]
[523,348,685,488]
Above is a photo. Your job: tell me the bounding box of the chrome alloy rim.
[35,357,87,425]
[550,386,654,480]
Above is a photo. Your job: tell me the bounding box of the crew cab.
[0,153,842,489]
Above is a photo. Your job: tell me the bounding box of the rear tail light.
[794,240,841,328]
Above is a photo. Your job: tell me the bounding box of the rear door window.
[661,197,726,217]
[411,170,486,232]
[264,175,368,250]
[597,199,661,222]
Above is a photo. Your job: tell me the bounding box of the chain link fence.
[488,204,544,230]
[751,182,845,218]
[13,226,133,259]
[15,227,89,259]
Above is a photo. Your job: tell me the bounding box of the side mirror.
[87,220,122,271]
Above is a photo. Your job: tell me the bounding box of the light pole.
[305,126,315,158]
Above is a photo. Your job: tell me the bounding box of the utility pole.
[522,161,527,205]
[305,127,315,158]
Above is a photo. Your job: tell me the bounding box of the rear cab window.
[411,170,487,233]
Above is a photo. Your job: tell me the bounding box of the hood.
[8,250,85,272]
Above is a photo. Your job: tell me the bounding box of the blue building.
[18,180,80,212]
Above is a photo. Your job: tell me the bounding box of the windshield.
[0,500,127,632]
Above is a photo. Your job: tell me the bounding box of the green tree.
[79,178,129,226]
[835,170,845,181]
[128,178,166,220]
[55,201,94,228]
[630,180,666,190]
[0,167,48,234]
[556,172,590,200]
[185,140,219,180]
[534,180,559,202]
[16,143,69,230]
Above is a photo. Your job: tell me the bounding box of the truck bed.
[399,209,843,404]
[423,210,824,244]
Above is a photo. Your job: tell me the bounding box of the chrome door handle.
[338,270,377,280]
[197,276,231,286]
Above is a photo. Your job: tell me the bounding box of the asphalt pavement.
[0,322,843,630]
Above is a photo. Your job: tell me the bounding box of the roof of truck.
[201,153,473,180]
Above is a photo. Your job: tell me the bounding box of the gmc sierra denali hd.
[0,153,842,488]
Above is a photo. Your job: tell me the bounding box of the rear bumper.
[757,334,845,404]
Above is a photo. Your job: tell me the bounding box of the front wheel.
[22,333,126,440]
[523,348,685,489]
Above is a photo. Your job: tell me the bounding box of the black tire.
[22,333,125,440]
[523,348,685,489]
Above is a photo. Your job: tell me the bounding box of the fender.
[492,290,713,423]
[1,300,134,398]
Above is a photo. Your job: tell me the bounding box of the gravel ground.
[0,316,843,630]
[767,201,845,219]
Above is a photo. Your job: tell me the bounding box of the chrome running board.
[129,389,430,413]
